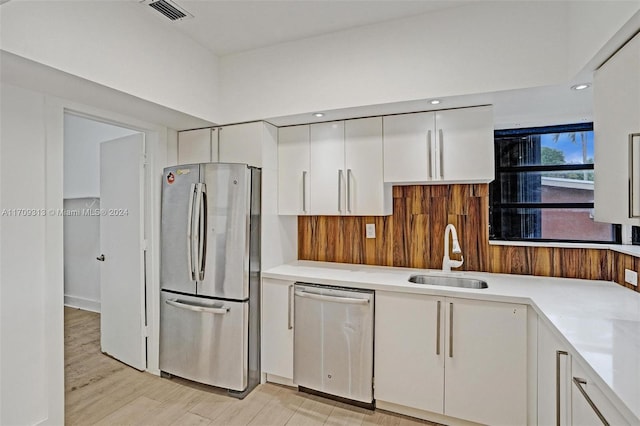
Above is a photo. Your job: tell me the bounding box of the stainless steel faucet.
[442,223,464,272]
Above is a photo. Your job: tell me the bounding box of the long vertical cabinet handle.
[346,169,352,214]
[338,169,344,213]
[439,129,444,179]
[556,350,568,426]
[572,377,610,426]
[288,284,293,330]
[629,133,640,218]
[427,130,433,179]
[186,183,197,281]
[302,171,308,214]
[449,302,454,358]
[436,300,441,355]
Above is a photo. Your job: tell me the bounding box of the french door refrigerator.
[160,162,261,398]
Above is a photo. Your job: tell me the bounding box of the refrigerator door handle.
[186,183,197,281]
[165,298,229,315]
[196,183,207,281]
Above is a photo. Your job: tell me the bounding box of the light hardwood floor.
[65,307,439,426]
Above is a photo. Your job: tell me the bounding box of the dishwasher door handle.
[294,290,370,305]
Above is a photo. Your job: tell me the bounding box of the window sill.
[489,240,640,257]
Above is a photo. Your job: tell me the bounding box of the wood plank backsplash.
[298,183,638,292]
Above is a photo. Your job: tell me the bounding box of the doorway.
[63,112,147,371]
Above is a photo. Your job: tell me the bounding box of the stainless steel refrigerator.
[159,162,261,398]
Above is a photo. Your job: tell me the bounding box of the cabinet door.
[261,278,294,380]
[178,128,213,164]
[444,298,527,426]
[345,117,391,215]
[435,106,494,182]
[594,33,640,225]
[383,112,435,183]
[571,359,631,426]
[278,125,310,215]
[218,122,263,167]
[309,121,345,215]
[538,318,572,426]
[374,291,445,414]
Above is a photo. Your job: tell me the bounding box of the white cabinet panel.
[219,122,263,167]
[309,121,345,215]
[177,128,215,164]
[278,125,310,215]
[435,106,494,182]
[444,298,527,426]
[538,319,572,426]
[374,291,445,414]
[345,117,391,215]
[594,32,640,225]
[375,293,526,426]
[571,359,631,426]
[383,112,434,182]
[383,107,494,184]
[261,278,294,381]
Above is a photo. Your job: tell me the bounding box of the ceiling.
[141,0,472,56]
[134,0,595,128]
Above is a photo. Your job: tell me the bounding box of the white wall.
[567,1,640,78]
[64,114,139,198]
[0,1,221,123]
[218,1,570,123]
[0,83,59,425]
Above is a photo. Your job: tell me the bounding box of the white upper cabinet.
[219,121,277,168]
[435,106,494,182]
[594,32,640,225]
[309,121,345,215]
[177,128,217,164]
[383,112,435,182]
[383,106,494,184]
[278,125,310,215]
[278,118,391,216]
[345,117,392,215]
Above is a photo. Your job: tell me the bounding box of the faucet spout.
[442,224,464,272]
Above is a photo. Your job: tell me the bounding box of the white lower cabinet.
[571,359,631,426]
[375,292,527,426]
[261,278,294,383]
[538,318,572,426]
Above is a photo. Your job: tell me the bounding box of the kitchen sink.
[407,274,488,289]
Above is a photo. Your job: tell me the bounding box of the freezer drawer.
[160,291,248,391]
[293,284,374,404]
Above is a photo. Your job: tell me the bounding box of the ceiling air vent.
[144,0,193,21]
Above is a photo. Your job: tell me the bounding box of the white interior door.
[99,133,146,371]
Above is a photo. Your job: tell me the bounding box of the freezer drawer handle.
[294,290,369,305]
[572,377,609,426]
[165,299,229,315]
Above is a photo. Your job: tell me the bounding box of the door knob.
[96,254,105,262]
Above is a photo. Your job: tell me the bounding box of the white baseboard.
[64,295,100,313]
[265,373,296,388]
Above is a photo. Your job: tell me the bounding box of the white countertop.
[263,260,640,422]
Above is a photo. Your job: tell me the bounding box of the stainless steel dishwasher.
[293,282,374,408]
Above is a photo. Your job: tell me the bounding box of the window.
[490,123,620,243]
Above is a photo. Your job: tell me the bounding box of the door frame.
[47,97,169,377]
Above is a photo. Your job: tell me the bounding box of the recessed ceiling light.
[429,99,441,105]
[571,83,591,91]
[313,113,325,118]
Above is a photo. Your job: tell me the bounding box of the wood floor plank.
[64,307,447,426]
